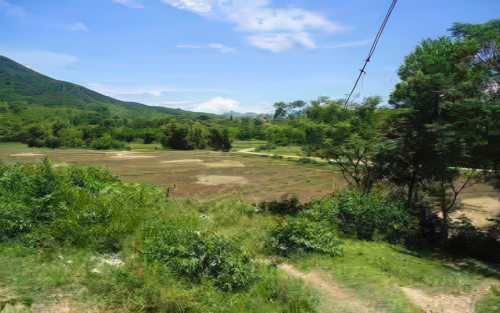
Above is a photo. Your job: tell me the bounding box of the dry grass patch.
[161,159,204,164]
[203,161,245,168]
[9,153,45,157]
[197,175,248,186]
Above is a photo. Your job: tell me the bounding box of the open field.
[1,142,498,224]
[0,142,341,202]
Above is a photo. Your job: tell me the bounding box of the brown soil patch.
[279,264,382,313]
[203,161,245,168]
[161,159,204,164]
[401,287,477,313]
[109,155,158,159]
[9,153,45,157]
[197,175,248,186]
[459,197,500,228]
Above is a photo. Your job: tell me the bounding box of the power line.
[343,0,399,107]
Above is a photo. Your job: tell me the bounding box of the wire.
[343,0,399,107]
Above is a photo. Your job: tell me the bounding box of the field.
[2,141,497,223]
[2,142,500,313]
[0,142,341,202]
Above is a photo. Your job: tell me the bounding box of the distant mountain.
[222,110,259,118]
[0,55,215,119]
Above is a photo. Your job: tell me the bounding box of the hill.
[0,55,214,119]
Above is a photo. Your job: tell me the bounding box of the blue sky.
[1,0,499,114]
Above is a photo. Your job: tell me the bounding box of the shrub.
[255,143,277,152]
[260,194,303,216]
[90,135,126,150]
[139,217,256,291]
[269,217,343,256]
[308,190,413,240]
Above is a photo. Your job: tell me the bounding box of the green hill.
[0,55,211,119]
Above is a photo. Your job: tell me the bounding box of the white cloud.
[67,22,88,31]
[193,97,239,112]
[228,4,341,33]
[159,0,344,52]
[248,33,315,52]
[176,44,201,49]
[160,0,228,14]
[209,43,237,53]
[111,0,145,9]
[326,40,371,49]
[0,0,27,18]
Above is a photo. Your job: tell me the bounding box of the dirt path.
[237,148,327,162]
[279,264,384,313]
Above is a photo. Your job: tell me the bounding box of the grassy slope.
[0,55,220,124]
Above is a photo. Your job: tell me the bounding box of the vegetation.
[1,18,500,312]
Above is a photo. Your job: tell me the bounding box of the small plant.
[260,194,303,216]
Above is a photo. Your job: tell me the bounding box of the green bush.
[269,217,343,256]
[260,194,303,216]
[138,217,256,291]
[308,190,413,240]
[90,135,126,150]
[255,143,277,152]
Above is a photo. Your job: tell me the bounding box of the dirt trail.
[400,286,478,313]
[237,148,326,162]
[279,264,383,313]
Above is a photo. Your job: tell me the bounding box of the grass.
[0,142,340,202]
[289,239,492,312]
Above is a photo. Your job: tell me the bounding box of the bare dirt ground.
[279,264,384,313]
[456,183,500,229]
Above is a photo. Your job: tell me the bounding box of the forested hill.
[0,55,205,118]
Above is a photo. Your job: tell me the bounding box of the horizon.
[1,0,499,114]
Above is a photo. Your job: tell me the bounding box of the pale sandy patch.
[9,153,45,157]
[460,197,500,228]
[162,159,203,164]
[110,155,158,159]
[401,287,476,313]
[197,175,247,185]
[203,161,245,168]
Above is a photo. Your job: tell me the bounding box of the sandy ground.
[197,175,248,186]
[9,153,45,157]
[161,159,203,163]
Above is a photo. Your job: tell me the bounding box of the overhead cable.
[343,0,399,107]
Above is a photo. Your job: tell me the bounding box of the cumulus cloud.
[248,33,315,52]
[193,97,239,113]
[159,0,344,52]
[176,44,201,49]
[67,22,88,31]
[111,0,145,9]
[209,43,237,53]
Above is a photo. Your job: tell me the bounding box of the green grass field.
[1,142,500,313]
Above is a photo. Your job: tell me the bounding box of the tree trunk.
[441,210,449,239]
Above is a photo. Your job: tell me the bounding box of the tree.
[208,128,232,151]
[161,123,191,150]
[380,31,498,237]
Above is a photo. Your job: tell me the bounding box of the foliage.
[260,194,304,215]
[308,190,413,240]
[269,216,343,257]
[138,217,256,291]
